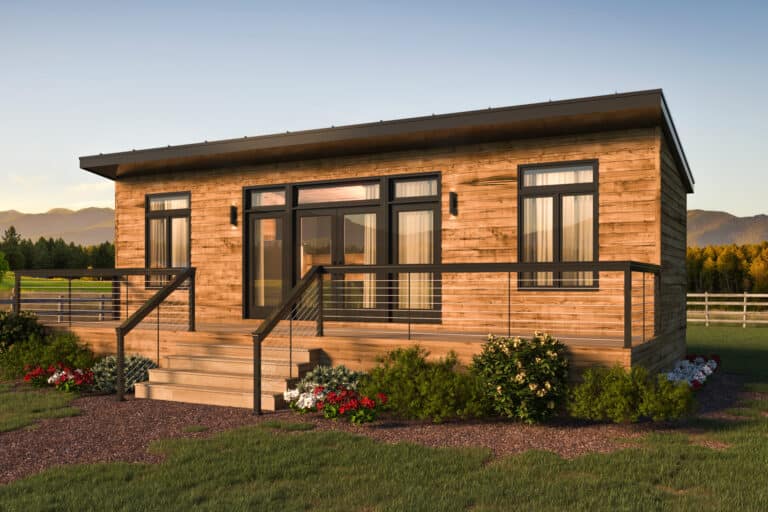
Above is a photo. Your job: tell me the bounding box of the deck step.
[173,342,322,363]
[148,368,295,393]
[134,382,284,410]
[163,355,313,377]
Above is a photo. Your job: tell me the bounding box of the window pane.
[398,210,434,310]
[251,189,285,207]
[343,213,377,309]
[522,164,593,187]
[149,194,189,211]
[170,217,190,267]
[394,178,438,198]
[299,216,332,277]
[522,197,553,287]
[252,218,283,307]
[562,194,594,286]
[298,183,379,204]
[149,218,168,268]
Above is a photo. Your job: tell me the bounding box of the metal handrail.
[114,267,196,400]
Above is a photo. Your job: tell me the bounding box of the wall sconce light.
[230,205,238,226]
[449,192,458,216]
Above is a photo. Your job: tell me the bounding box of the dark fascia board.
[79,89,693,192]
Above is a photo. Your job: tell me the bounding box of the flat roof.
[79,89,693,192]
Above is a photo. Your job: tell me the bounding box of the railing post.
[654,272,661,336]
[289,305,294,380]
[12,273,21,314]
[115,327,125,401]
[157,303,161,363]
[68,278,72,327]
[188,268,196,332]
[407,273,412,341]
[99,294,105,321]
[112,278,121,321]
[623,266,632,348]
[507,271,511,337]
[743,291,748,328]
[704,291,709,327]
[642,272,646,343]
[57,295,63,323]
[252,333,262,415]
[316,272,324,337]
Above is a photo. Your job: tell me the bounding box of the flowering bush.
[666,354,720,389]
[24,363,94,392]
[91,354,157,393]
[471,333,569,423]
[284,365,366,413]
[285,384,387,424]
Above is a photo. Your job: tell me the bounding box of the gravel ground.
[0,372,754,484]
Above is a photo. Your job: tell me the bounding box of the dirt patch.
[0,373,761,485]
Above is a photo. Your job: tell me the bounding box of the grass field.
[0,272,112,296]
[0,327,766,511]
[0,383,79,433]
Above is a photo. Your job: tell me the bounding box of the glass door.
[247,213,286,318]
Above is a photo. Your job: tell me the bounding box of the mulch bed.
[0,372,756,485]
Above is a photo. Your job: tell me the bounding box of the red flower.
[361,396,376,409]
[691,380,702,390]
[313,385,325,396]
[316,401,324,411]
[376,393,388,405]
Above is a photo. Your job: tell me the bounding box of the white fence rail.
[687,292,768,327]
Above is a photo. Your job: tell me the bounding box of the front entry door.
[296,207,383,320]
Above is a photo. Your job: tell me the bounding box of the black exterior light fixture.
[230,205,238,226]
[449,191,458,216]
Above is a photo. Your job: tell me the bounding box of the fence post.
[623,267,632,348]
[12,273,21,314]
[743,291,748,328]
[704,291,709,327]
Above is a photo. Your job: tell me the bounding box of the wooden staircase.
[134,339,322,411]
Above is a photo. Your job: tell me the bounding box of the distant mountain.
[0,208,114,246]
[688,210,768,247]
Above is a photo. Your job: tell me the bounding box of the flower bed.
[666,354,721,390]
[24,363,94,392]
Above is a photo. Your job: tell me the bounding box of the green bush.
[0,311,48,353]
[91,355,158,393]
[569,365,694,423]
[296,364,365,393]
[360,346,487,423]
[471,333,569,423]
[0,331,95,379]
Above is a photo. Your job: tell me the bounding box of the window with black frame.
[518,161,597,288]
[145,193,191,286]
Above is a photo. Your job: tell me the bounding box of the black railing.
[251,260,660,413]
[10,267,196,401]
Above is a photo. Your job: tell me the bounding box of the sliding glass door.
[247,214,286,317]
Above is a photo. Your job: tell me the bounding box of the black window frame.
[517,160,599,290]
[145,191,191,289]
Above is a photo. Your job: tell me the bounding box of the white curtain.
[561,195,593,286]
[149,218,167,268]
[171,217,189,267]
[523,165,593,187]
[398,210,434,309]
[362,214,376,308]
[394,179,438,199]
[523,197,553,286]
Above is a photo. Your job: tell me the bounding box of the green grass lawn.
[0,328,767,511]
[0,383,79,432]
[687,325,768,385]
[0,272,113,294]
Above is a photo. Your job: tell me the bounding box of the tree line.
[0,226,114,271]
[687,243,768,293]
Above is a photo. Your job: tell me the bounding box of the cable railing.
[251,261,660,413]
[9,267,196,400]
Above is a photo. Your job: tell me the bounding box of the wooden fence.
[687,292,768,327]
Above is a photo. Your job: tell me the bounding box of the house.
[63,89,693,409]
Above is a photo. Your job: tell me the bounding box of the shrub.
[315,387,387,425]
[0,331,95,380]
[91,355,158,393]
[569,365,694,423]
[0,311,48,353]
[360,346,487,423]
[296,364,365,393]
[471,333,569,424]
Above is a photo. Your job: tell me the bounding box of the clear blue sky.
[1,1,766,215]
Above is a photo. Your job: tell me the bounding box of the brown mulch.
[0,372,759,485]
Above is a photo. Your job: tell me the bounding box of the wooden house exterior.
[23,90,694,410]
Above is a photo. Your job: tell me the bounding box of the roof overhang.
[79,89,694,192]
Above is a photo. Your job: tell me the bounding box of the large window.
[518,161,597,288]
[146,192,190,285]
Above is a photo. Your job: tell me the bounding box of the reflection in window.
[298,183,379,204]
[343,213,377,309]
[561,194,593,286]
[521,197,553,286]
[252,218,283,307]
[251,189,286,208]
[299,216,332,277]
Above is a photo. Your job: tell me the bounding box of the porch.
[8,261,677,411]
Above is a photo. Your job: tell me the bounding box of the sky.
[1,1,766,216]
